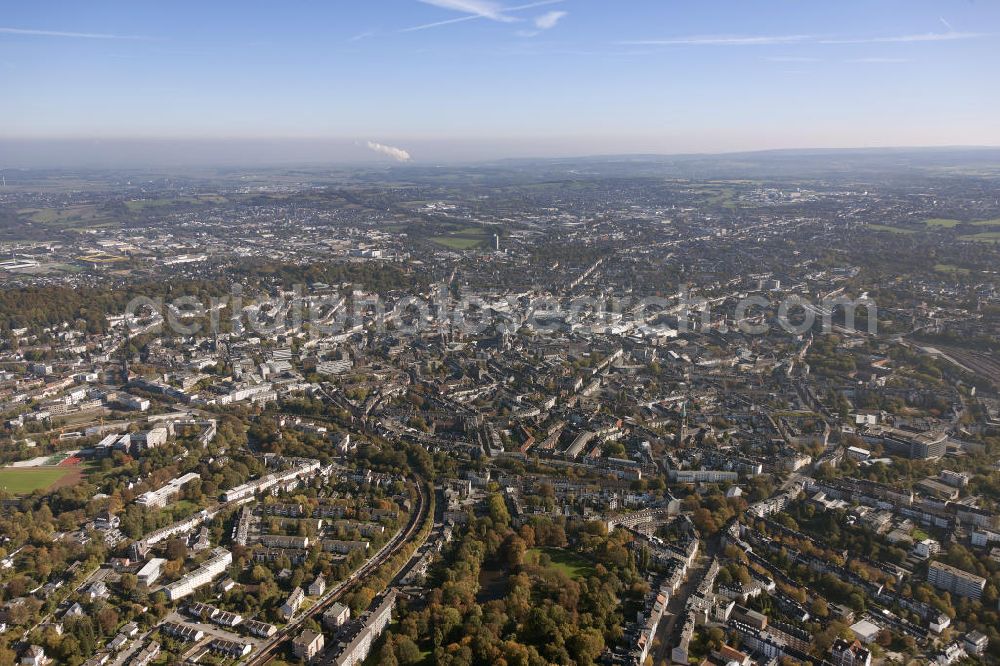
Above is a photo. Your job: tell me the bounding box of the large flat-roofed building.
[669,469,740,484]
[332,590,397,666]
[136,558,166,587]
[849,619,880,645]
[916,478,960,501]
[136,472,200,508]
[220,459,321,502]
[564,431,594,458]
[163,548,232,601]
[927,560,986,600]
[965,630,989,657]
[861,425,947,460]
[260,534,310,549]
[133,427,168,451]
[939,470,970,488]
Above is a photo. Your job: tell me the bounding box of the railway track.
[243,477,428,665]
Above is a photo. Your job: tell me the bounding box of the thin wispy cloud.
[419,0,515,23]
[348,30,376,43]
[620,34,813,46]
[766,55,908,65]
[819,31,987,44]
[847,57,909,63]
[401,0,564,33]
[534,10,567,30]
[764,55,820,63]
[399,14,482,32]
[516,9,567,37]
[367,141,412,162]
[0,26,149,40]
[939,18,954,32]
[621,30,988,49]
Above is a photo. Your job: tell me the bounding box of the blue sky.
[1,1,999,162]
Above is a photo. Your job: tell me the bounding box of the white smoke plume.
[366,141,411,162]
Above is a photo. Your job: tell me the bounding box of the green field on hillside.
[923,218,960,228]
[958,232,1000,243]
[868,224,915,234]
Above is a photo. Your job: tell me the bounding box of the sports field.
[0,467,77,494]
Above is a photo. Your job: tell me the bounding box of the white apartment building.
[163,548,232,601]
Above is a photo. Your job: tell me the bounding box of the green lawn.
[958,232,1000,243]
[0,467,74,494]
[431,236,485,250]
[17,205,119,230]
[688,186,737,209]
[923,218,1000,229]
[867,224,915,234]
[923,218,960,228]
[170,499,200,515]
[125,196,224,212]
[934,263,970,275]
[524,547,596,580]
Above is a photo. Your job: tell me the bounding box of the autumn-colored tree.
[97,606,119,634]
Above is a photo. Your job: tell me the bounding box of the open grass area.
[49,263,84,274]
[690,186,736,209]
[923,218,960,228]
[524,547,596,580]
[923,218,1000,230]
[934,263,971,275]
[18,204,117,229]
[170,499,201,517]
[431,235,486,250]
[0,467,76,494]
[125,198,167,211]
[77,252,129,265]
[867,223,915,234]
[958,231,1000,243]
[125,195,226,212]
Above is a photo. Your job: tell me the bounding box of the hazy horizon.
[3,138,1000,170]
[3,1,999,167]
